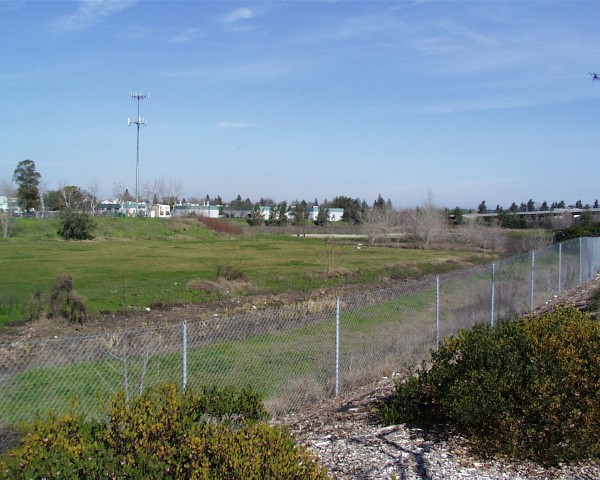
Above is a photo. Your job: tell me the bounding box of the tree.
[276,201,288,226]
[291,200,308,226]
[407,190,447,248]
[450,207,464,225]
[526,199,535,212]
[373,193,386,210]
[43,190,65,211]
[315,206,331,226]
[12,159,41,212]
[540,201,549,212]
[329,195,362,223]
[58,182,85,210]
[477,201,487,214]
[246,203,264,226]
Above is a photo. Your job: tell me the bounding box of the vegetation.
[0,217,486,326]
[379,307,600,465]
[12,159,41,213]
[0,383,328,479]
[57,210,96,240]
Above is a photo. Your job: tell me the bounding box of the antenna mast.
[129,92,148,217]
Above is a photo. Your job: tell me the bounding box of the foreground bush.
[379,307,600,465]
[0,383,328,479]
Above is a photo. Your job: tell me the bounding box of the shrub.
[57,210,96,240]
[216,264,246,281]
[48,274,88,324]
[0,383,328,479]
[379,307,600,465]
[198,217,243,235]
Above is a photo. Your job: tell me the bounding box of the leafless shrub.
[49,274,88,324]
[457,220,507,252]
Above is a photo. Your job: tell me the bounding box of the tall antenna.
[128,92,148,217]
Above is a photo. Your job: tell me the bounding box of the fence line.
[1,237,600,451]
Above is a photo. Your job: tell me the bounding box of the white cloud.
[50,0,136,34]
[222,7,255,24]
[170,27,202,44]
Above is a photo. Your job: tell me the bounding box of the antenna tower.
[129,92,148,216]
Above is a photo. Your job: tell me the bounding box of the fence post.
[491,262,495,327]
[530,251,535,311]
[183,320,188,392]
[335,297,340,397]
[436,275,440,351]
[558,242,562,294]
[579,237,583,285]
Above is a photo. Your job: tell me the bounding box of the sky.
[1,0,600,209]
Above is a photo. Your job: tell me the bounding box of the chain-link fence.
[1,237,600,451]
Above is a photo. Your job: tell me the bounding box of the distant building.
[149,204,171,218]
[0,196,21,215]
[172,202,221,218]
[98,200,148,217]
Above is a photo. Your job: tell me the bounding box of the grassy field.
[0,217,490,326]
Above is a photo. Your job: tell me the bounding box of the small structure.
[172,202,221,218]
[149,204,171,218]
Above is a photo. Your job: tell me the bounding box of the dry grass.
[186,278,258,296]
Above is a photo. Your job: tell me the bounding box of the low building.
[149,204,171,218]
[172,203,221,218]
[98,200,148,216]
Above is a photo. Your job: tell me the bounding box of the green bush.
[0,384,328,479]
[379,307,600,465]
[57,210,96,240]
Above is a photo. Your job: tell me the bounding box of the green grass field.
[0,217,488,326]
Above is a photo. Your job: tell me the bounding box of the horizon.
[1,1,599,210]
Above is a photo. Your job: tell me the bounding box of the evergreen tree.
[12,159,41,212]
[315,206,330,226]
[246,203,264,226]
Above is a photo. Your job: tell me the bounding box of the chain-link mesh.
[1,237,599,451]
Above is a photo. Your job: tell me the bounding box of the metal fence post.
[579,237,583,285]
[530,251,535,311]
[436,275,440,350]
[491,262,495,327]
[558,242,562,294]
[335,296,340,397]
[183,320,188,391]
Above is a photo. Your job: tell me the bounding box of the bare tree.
[359,207,397,244]
[85,181,100,216]
[0,180,16,238]
[406,189,447,248]
[156,177,182,211]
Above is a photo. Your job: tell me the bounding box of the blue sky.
[1,0,600,209]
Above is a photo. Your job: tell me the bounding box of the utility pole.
[129,92,148,217]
